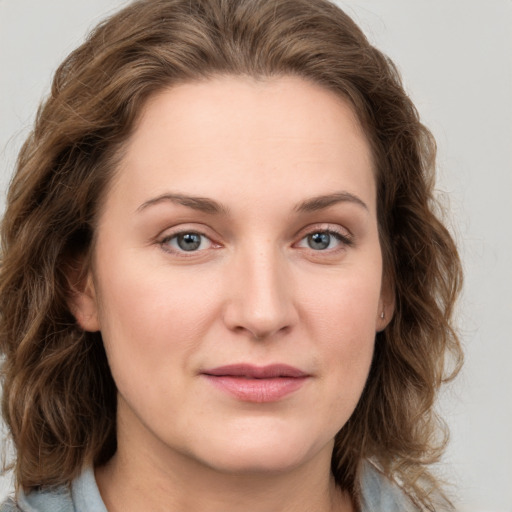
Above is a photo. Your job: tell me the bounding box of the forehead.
[132,75,371,161]
[107,75,376,215]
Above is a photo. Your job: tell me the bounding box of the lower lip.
[203,375,308,403]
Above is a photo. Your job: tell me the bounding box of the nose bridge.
[223,240,295,339]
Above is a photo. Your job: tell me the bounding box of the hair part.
[0,0,462,509]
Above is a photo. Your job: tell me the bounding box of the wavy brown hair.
[0,0,462,509]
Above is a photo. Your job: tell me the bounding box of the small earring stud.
[380,311,385,319]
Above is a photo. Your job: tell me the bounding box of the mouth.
[200,364,310,403]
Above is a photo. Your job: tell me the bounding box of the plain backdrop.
[0,1,511,511]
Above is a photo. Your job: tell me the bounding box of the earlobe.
[376,277,395,332]
[375,306,391,332]
[67,270,101,332]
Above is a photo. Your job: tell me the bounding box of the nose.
[222,246,298,340]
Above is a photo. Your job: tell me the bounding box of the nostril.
[230,322,292,341]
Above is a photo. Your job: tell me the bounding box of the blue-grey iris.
[308,232,331,250]
[177,233,202,251]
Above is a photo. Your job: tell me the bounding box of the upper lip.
[202,364,309,379]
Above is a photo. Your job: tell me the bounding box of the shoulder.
[0,485,73,512]
[0,467,107,512]
[360,461,417,512]
[0,498,19,512]
[359,461,453,512]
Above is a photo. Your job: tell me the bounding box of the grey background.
[1,1,511,510]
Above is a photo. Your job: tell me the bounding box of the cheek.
[301,264,382,339]
[300,269,381,398]
[93,254,221,383]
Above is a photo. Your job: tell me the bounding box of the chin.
[189,427,333,475]
[203,450,310,475]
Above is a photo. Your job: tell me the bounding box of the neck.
[97,453,353,512]
[95,412,354,512]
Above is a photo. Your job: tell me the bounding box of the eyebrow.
[294,192,369,213]
[137,190,368,215]
[137,193,229,215]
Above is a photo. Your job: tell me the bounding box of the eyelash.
[296,228,354,252]
[159,230,217,255]
[158,226,353,256]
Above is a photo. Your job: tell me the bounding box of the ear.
[66,263,101,332]
[376,274,395,332]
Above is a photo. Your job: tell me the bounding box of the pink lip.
[201,364,310,403]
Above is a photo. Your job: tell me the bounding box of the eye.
[162,231,212,252]
[296,229,352,251]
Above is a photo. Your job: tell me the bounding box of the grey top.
[0,462,417,512]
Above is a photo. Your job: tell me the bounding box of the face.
[73,76,391,475]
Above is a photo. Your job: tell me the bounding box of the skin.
[72,76,393,512]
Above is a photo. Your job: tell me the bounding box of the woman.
[0,0,462,510]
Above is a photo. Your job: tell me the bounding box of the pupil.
[308,232,330,250]
[177,233,201,251]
